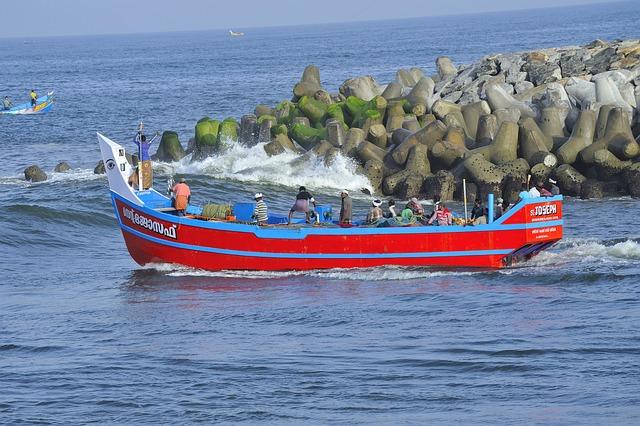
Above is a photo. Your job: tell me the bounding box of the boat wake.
[154,141,373,195]
[143,263,483,281]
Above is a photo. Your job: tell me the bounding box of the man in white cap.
[252,193,268,226]
[366,199,384,224]
[339,189,352,225]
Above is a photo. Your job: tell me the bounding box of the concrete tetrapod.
[404,144,431,177]
[593,149,632,179]
[423,171,456,202]
[239,114,259,146]
[364,159,384,191]
[461,101,491,141]
[381,82,402,100]
[493,108,522,128]
[156,131,186,162]
[357,140,387,164]
[431,100,469,136]
[475,114,498,147]
[385,100,405,132]
[383,169,412,195]
[463,153,507,197]
[579,107,639,163]
[368,124,388,148]
[518,118,557,168]
[538,107,568,150]
[485,84,537,118]
[553,164,586,196]
[405,76,435,112]
[556,109,596,165]
[391,120,447,165]
[326,119,346,148]
[490,121,519,165]
[623,163,640,197]
[293,65,322,100]
[341,128,365,158]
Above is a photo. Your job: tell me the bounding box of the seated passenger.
[494,197,504,219]
[528,182,541,198]
[470,198,486,225]
[407,197,424,216]
[428,202,452,226]
[252,193,268,225]
[518,183,531,201]
[537,182,552,197]
[385,199,397,218]
[366,199,384,224]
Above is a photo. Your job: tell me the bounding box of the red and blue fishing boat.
[98,133,563,270]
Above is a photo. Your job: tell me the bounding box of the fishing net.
[201,203,232,219]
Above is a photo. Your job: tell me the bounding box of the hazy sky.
[1,0,623,38]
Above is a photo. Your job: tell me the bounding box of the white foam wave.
[154,142,373,194]
[0,168,103,187]
[531,239,640,267]
[145,263,480,281]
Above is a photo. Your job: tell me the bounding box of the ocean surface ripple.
[2,2,640,424]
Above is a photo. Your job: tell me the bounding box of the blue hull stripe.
[120,223,514,260]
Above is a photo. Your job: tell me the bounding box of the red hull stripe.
[120,224,514,259]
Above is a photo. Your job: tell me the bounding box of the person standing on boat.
[30,89,37,108]
[252,193,268,226]
[171,177,191,216]
[288,186,316,224]
[133,122,159,190]
[339,190,352,225]
[3,96,12,110]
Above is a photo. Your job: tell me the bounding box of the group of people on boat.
[163,177,559,227]
[2,90,38,110]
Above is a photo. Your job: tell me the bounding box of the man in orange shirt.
[171,177,191,216]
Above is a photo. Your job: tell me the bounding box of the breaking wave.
[154,142,373,194]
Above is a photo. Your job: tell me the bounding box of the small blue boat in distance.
[0,91,55,115]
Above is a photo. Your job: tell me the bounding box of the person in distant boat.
[3,96,12,110]
[252,193,268,225]
[471,198,487,225]
[428,202,452,226]
[30,89,37,107]
[171,177,191,216]
[339,189,352,225]
[288,186,316,224]
[366,199,384,225]
[406,197,424,217]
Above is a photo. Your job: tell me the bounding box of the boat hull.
[111,192,563,271]
[0,92,54,115]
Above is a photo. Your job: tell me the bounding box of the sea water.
[1,2,640,424]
